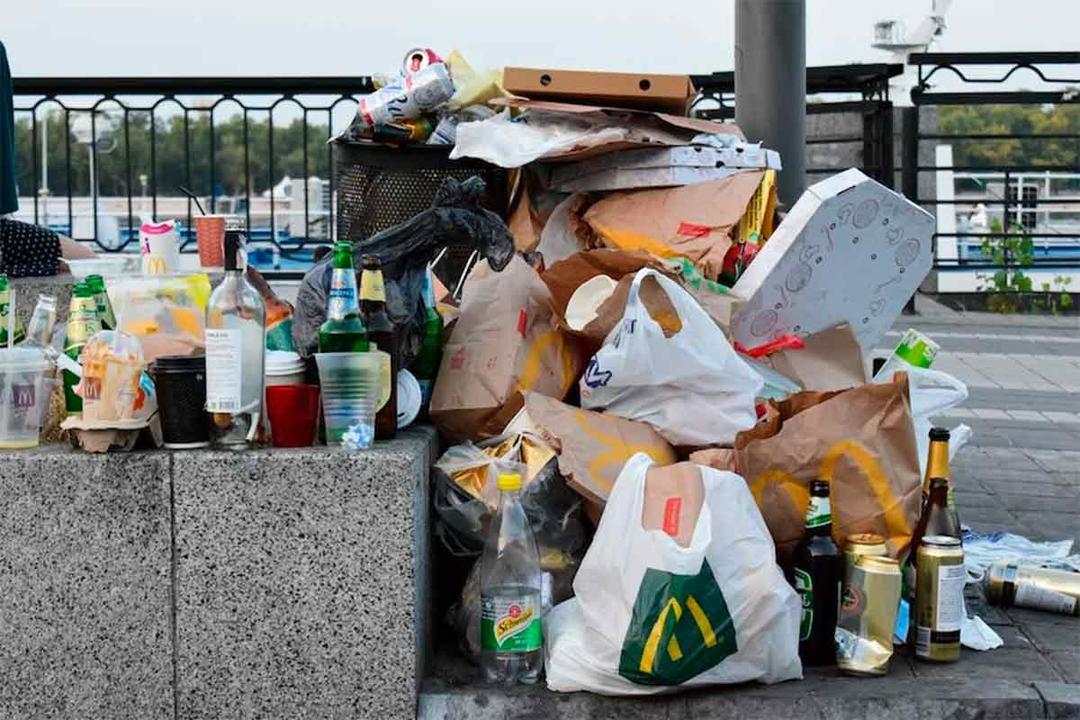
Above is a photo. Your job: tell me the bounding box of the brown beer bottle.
[360,255,398,440]
[787,479,843,666]
[902,477,961,629]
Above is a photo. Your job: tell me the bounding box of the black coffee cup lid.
[151,354,207,372]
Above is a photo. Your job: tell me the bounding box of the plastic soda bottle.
[480,472,544,684]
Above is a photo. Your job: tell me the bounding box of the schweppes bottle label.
[480,593,542,653]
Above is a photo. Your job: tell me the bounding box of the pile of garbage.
[327,51,1080,694]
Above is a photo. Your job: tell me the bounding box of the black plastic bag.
[292,176,514,362]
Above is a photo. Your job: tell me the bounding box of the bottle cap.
[498,473,523,491]
[810,479,830,495]
[929,476,949,489]
[929,427,951,441]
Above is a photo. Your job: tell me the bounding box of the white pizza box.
[731,168,934,350]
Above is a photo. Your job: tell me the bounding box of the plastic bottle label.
[1015,582,1078,615]
[480,594,541,653]
[935,563,966,632]
[794,568,814,641]
[205,328,244,412]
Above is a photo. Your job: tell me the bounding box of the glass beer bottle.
[788,479,843,666]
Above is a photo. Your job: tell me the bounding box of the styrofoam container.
[265,350,306,387]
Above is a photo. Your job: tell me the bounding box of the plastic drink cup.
[194,215,227,268]
[266,384,320,448]
[0,347,51,449]
[139,220,181,275]
[315,352,381,445]
[151,354,210,449]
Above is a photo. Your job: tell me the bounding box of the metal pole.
[901,106,920,314]
[735,0,806,207]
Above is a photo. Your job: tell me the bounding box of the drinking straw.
[177,186,207,216]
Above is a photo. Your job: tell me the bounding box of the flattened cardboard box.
[731,169,934,351]
[504,67,695,115]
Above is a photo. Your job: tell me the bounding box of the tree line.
[12,111,335,198]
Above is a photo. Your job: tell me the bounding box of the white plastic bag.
[545,454,801,695]
[580,269,763,446]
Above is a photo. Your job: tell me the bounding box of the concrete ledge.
[0,427,437,720]
[420,676,1055,720]
[0,447,173,719]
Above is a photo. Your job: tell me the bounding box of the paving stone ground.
[422,298,1080,720]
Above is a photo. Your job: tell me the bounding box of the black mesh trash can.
[334,141,510,288]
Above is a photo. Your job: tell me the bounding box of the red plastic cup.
[267,384,320,448]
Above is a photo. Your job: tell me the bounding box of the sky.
[4,0,1079,78]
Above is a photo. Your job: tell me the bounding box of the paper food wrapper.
[584,171,764,280]
[734,374,922,564]
[769,323,868,392]
[513,392,677,506]
[731,168,934,351]
[687,447,738,473]
[430,255,584,442]
[642,462,705,549]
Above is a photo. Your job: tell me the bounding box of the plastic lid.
[265,350,305,375]
[0,347,50,373]
[152,354,206,372]
[396,369,422,430]
[498,473,523,492]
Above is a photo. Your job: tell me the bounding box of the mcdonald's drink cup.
[140,220,180,275]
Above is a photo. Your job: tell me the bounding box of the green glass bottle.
[63,282,102,416]
[85,274,118,330]
[318,242,369,353]
[412,269,444,408]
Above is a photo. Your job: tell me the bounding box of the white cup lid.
[265,350,305,375]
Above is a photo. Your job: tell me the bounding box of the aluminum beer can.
[403,63,455,111]
[915,535,964,662]
[845,533,888,579]
[401,47,442,77]
[985,563,1080,616]
[836,554,902,676]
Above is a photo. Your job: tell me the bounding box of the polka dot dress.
[0,218,60,278]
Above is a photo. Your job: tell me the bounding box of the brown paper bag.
[512,392,677,506]
[733,375,921,563]
[642,462,705,548]
[430,256,584,442]
[584,172,764,280]
[541,249,681,348]
[769,323,867,392]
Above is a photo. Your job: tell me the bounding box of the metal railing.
[904,52,1080,273]
[10,76,373,266]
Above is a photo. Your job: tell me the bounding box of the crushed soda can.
[835,554,902,676]
[337,64,454,142]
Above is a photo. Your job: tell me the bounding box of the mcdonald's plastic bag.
[546,453,801,694]
[579,268,762,447]
[733,374,923,565]
[430,254,584,442]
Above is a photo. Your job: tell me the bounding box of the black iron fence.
[10,76,373,265]
[10,56,1080,280]
[905,52,1080,279]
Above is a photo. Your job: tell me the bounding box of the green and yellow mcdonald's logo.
[618,559,738,685]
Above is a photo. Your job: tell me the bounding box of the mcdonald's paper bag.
[584,172,764,280]
[511,392,677,506]
[430,255,584,442]
[734,375,922,563]
[545,453,801,694]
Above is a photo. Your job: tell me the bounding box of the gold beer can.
[836,554,902,676]
[915,535,964,662]
[985,563,1080,616]
[845,533,888,578]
